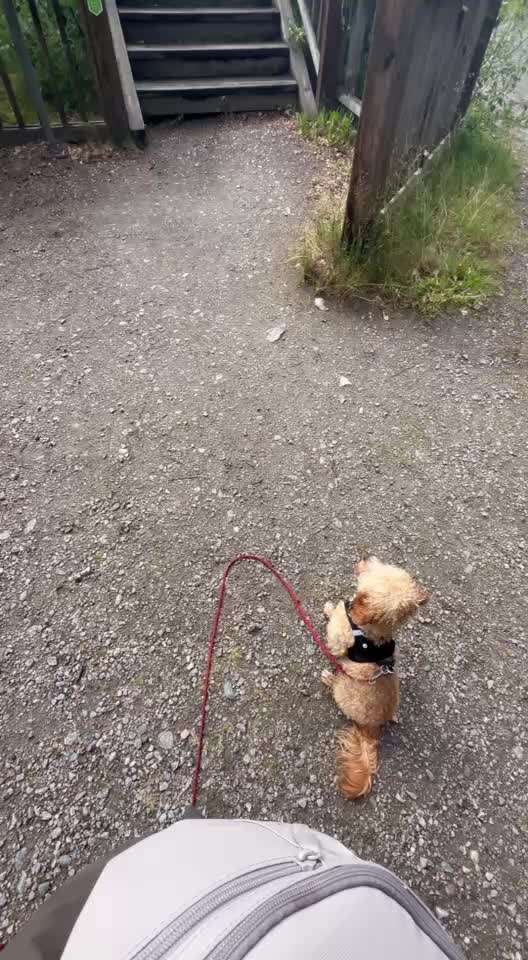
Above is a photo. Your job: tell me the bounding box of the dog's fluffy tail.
[336,725,381,799]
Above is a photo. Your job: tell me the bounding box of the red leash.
[0,556,340,956]
[191,554,344,807]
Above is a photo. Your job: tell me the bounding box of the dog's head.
[348,557,428,634]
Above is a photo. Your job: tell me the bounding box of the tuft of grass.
[299,108,520,313]
[297,109,356,150]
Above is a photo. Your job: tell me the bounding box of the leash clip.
[369,662,395,684]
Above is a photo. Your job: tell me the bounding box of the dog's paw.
[321,669,334,688]
[323,602,335,620]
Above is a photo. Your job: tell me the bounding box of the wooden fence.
[344,0,503,240]
[0,0,143,149]
[295,0,376,113]
[297,0,503,239]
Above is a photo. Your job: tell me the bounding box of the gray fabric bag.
[60,818,464,960]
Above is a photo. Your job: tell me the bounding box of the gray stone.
[158,730,174,750]
[435,907,450,920]
[223,678,237,701]
[17,871,30,896]
[266,325,286,343]
[14,847,27,871]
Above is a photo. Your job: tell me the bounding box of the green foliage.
[297,109,356,150]
[288,19,306,50]
[299,109,519,314]
[0,0,97,125]
[477,0,528,127]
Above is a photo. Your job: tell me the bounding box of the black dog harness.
[345,604,396,673]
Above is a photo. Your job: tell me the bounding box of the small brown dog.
[322,557,428,800]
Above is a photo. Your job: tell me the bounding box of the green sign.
[87,0,103,14]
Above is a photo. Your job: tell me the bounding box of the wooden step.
[119,7,282,44]
[127,42,290,80]
[135,75,297,115]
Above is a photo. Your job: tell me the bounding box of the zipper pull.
[297,848,322,869]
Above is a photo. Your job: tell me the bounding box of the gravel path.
[1,116,527,958]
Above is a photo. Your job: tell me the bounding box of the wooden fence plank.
[296,0,320,74]
[79,0,144,145]
[340,0,375,101]
[275,0,317,116]
[343,0,421,241]
[26,0,68,125]
[0,119,107,147]
[316,0,341,106]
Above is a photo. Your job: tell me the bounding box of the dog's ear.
[349,591,373,625]
[415,585,429,606]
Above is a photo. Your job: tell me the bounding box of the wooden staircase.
[117,0,298,117]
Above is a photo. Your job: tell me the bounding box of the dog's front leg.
[324,600,353,658]
[321,669,336,689]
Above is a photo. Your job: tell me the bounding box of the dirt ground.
[0,115,527,958]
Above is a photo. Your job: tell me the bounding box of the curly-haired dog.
[322,557,428,799]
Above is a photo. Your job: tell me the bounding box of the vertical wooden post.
[316,0,341,109]
[79,0,144,145]
[342,0,421,243]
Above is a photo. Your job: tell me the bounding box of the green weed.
[299,109,520,314]
[297,109,356,150]
[288,20,306,50]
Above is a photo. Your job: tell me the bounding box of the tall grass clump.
[297,109,356,150]
[300,105,520,313]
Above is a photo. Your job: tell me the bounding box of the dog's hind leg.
[323,602,335,620]
[321,669,335,688]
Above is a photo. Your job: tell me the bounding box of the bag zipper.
[128,858,318,960]
[205,863,465,960]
